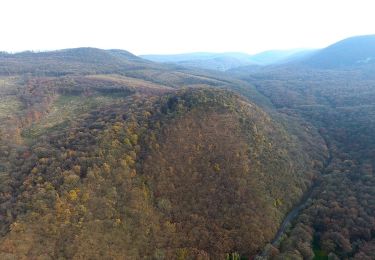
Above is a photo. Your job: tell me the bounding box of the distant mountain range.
[141,49,316,71]
[4,34,374,73]
[142,34,375,71]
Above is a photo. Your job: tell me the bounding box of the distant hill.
[141,52,255,71]
[140,52,252,63]
[141,49,316,71]
[0,47,157,76]
[4,48,143,64]
[301,35,375,69]
[175,56,255,71]
[250,49,316,65]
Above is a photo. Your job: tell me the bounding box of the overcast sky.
[1,0,374,55]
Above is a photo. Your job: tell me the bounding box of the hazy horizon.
[1,46,319,56]
[1,0,375,55]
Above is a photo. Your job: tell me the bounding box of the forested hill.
[0,48,327,258]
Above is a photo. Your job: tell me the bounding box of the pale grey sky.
[1,0,374,55]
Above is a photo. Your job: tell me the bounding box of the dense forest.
[1,35,375,259]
